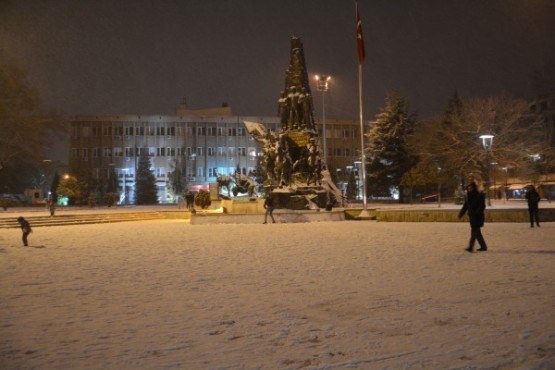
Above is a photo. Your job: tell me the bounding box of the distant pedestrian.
[185,191,194,210]
[263,196,275,224]
[525,185,540,228]
[17,216,32,247]
[458,182,488,253]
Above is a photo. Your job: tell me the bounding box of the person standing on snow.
[263,196,276,224]
[458,182,488,253]
[525,185,541,227]
[17,216,32,247]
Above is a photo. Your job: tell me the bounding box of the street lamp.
[501,166,509,201]
[479,134,494,206]
[491,161,498,200]
[315,74,331,165]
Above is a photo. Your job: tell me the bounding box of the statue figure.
[306,138,322,185]
[301,87,313,130]
[278,91,289,130]
[232,169,257,197]
[262,131,278,182]
[274,134,293,186]
[287,87,298,129]
[217,174,233,197]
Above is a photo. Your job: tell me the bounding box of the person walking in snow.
[458,182,488,253]
[17,216,32,247]
[525,185,540,227]
[263,196,275,224]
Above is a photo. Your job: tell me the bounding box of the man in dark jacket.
[458,182,488,253]
[263,196,275,224]
[525,185,540,227]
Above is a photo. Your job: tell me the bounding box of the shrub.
[194,190,211,209]
[0,199,13,211]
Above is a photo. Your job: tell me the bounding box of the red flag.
[356,1,366,64]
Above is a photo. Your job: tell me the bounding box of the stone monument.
[244,37,344,210]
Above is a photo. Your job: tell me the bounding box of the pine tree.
[167,157,187,203]
[365,90,418,199]
[135,155,158,205]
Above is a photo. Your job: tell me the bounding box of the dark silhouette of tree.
[365,90,418,199]
[0,59,66,192]
[135,155,158,205]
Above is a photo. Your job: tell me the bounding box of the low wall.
[190,209,345,225]
[372,208,555,222]
[220,199,263,214]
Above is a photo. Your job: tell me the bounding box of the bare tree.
[0,59,66,191]
[412,94,551,188]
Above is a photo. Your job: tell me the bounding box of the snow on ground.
[1,220,554,369]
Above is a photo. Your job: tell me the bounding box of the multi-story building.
[69,105,365,204]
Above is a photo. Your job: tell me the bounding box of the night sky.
[1,0,554,121]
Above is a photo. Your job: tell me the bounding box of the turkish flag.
[356,2,366,64]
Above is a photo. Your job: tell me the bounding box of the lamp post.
[491,161,498,200]
[502,166,509,201]
[315,74,331,165]
[479,134,494,206]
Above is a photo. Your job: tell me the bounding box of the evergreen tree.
[365,90,418,199]
[135,155,158,205]
[167,157,187,203]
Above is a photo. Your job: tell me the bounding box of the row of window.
[71,125,249,138]
[71,147,258,159]
[71,123,360,139]
[93,166,255,180]
[71,146,357,159]
[321,128,359,139]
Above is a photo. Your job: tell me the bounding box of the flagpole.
[356,0,370,217]
[358,63,368,213]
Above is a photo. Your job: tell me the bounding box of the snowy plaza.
[1,214,554,369]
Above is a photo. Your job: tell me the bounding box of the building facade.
[69,109,365,204]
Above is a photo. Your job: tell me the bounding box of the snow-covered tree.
[167,157,187,203]
[135,156,158,205]
[365,90,418,199]
[412,93,551,189]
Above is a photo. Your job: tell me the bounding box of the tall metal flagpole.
[358,63,368,213]
[356,1,370,217]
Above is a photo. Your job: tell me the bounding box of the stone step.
[0,212,167,229]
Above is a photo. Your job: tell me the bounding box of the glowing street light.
[479,134,494,206]
[315,74,331,165]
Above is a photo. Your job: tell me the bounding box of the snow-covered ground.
[1,220,554,369]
